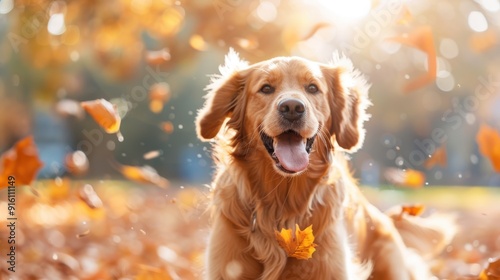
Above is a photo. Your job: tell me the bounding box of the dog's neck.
[234,145,336,231]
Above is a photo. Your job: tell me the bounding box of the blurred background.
[2,1,500,279]
[1,0,500,187]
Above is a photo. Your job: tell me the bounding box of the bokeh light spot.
[468,11,488,32]
[256,1,277,22]
[0,0,14,14]
[48,13,66,35]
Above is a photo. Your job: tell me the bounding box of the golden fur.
[196,49,455,280]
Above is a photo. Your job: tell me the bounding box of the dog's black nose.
[278,98,305,121]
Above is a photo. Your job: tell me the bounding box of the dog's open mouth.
[260,130,316,174]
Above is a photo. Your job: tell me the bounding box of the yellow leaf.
[275,224,317,260]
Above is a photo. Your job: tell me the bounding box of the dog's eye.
[306,84,319,94]
[260,84,275,94]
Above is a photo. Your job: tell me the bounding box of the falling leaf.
[389,26,436,93]
[143,150,162,160]
[149,83,171,114]
[470,30,498,53]
[78,184,103,209]
[55,99,85,119]
[160,121,174,134]
[476,124,500,172]
[120,164,169,188]
[401,204,426,217]
[275,224,317,260]
[65,150,89,175]
[81,99,121,134]
[145,48,171,65]
[0,136,44,187]
[479,257,500,280]
[424,145,447,169]
[384,168,426,188]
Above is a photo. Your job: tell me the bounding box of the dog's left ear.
[321,54,371,152]
[196,49,250,141]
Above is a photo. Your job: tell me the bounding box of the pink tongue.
[274,133,309,173]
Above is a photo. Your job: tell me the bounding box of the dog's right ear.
[196,49,250,141]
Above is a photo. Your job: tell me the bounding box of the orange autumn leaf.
[275,224,317,260]
[470,30,498,53]
[476,124,500,172]
[0,136,44,187]
[145,48,171,66]
[160,121,174,134]
[479,257,500,280]
[401,204,426,217]
[81,99,121,133]
[424,145,447,169]
[149,82,171,113]
[384,168,426,188]
[389,26,436,93]
[120,164,169,188]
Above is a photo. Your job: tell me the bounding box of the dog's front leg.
[323,220,369,280]
[206,213,262,280]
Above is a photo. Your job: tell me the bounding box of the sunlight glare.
[319,0,372,22]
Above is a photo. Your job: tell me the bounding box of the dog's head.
[196,49,370,176]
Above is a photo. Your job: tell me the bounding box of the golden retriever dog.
[196,49,455,280]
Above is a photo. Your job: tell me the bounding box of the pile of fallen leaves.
[1,182,500,279]
[0,181,210,279]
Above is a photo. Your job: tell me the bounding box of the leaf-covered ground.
[1,182,499,279]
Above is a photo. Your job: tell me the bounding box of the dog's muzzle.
[260,130,316,174]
